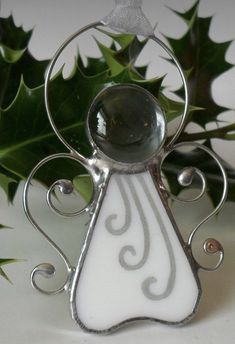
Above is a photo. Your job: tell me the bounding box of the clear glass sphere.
[88,84,166,164]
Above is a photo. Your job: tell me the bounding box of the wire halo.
[44,21,189,157]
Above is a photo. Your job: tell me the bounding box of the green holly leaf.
[0,44,25,63]
[95,30,147,76]
[78,55,108,76]
[94,39,124,75]
[0,225,18,283]
[0,15,32,50]
[0,258,18,266]
[0,78,89,189]
[0,259,19,283]
[0,165,20,202]
[0,48,50,109]
[0,16,50,109]
[0,173,18,203]
[0,224,12,230]
[73,175,93,203]
[0,268,12,283]
[159,93,203,123]
[97,29,135,49]
[166,0,233,128]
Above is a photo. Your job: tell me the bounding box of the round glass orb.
[88,84,166,164]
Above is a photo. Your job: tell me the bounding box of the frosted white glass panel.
[74,172,199,332]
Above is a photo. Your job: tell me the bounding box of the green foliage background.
[0,0,234,280]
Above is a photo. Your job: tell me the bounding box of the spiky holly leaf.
[78,55,108,76]
[166,0,233,128]
[97,29,135,49]
[0,259,18,283]
[95,30,147,76]
[0,47,50,109]
[0,15,32,49]
[159,93,203,123]
[0,224,12,230]
[0,173,18,203]
[94,39,124,75]
[0,78,89,189]
[0,268,12,283]
[0,226,20,283]
[0,15,50,109]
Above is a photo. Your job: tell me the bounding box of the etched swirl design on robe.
[106,173,176,300]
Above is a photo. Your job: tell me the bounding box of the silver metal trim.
[23,152,98,295]
[150,35,189,148]
[44,22,102,157]
[160,142,227,272]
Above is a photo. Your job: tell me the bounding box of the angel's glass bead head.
[88,84,166,164]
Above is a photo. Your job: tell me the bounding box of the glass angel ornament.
[23,0,227,335]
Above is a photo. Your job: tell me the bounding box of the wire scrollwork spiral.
[47,179,92,218]
[160,142,228,272]
[31,263,74,296]
[23,153,93,295]
[168,166,207,203]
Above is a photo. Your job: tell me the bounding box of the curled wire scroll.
[160,142,228,272]
[23,153,94,295]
